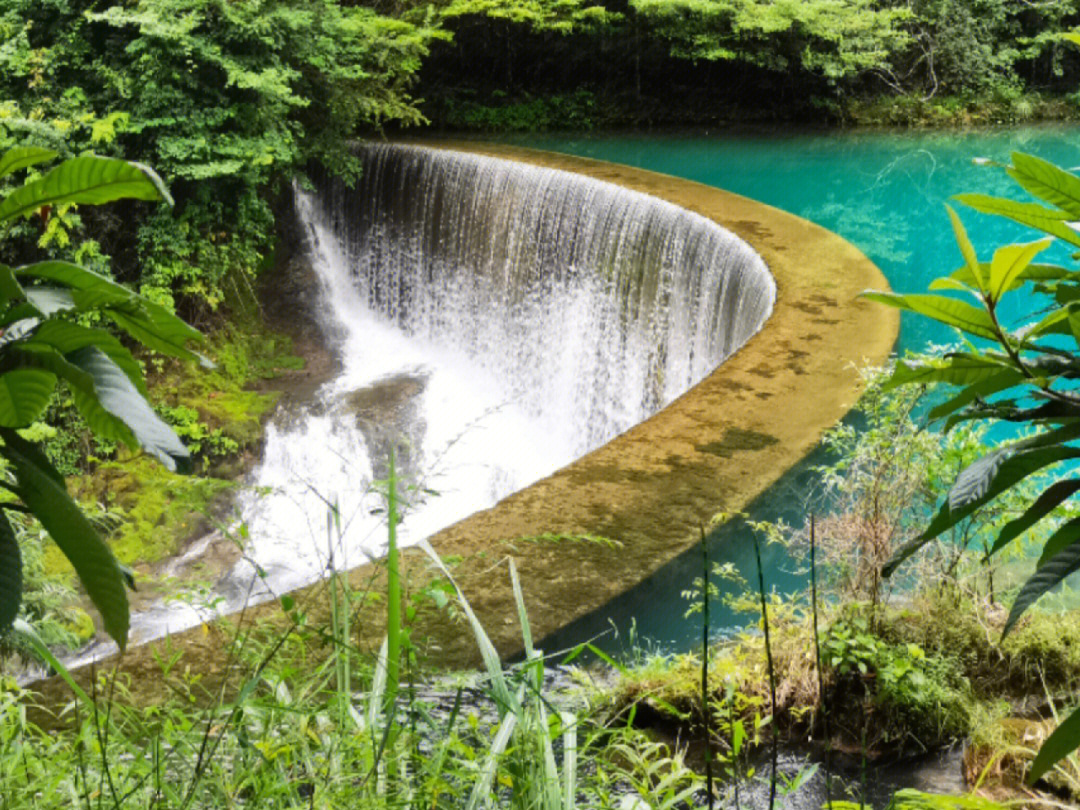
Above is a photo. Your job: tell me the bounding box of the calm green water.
[493,126,1080,654]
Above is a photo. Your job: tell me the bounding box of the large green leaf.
[0,156,171,224]
[25,319,147,395]
[8,345,139,451]
[954,194,1080,248]
[946,204,984,292]
[1037,516,1080,569]
[1003,538,1080,637]
[1029,705,1080,783]
[945,262,1079,294]
[993,479,1080,554]
[0,368,57,427]
[926,369,1027,421]
[0,265,24,310]
[0,512,20,632]
[24,286,75,317]
[860,292,999,341]
[107,306,209,367]
[949,447,1013,511]
[885,354,1014,390]
[0,147,58,179]
[0,428,128,648]
[1008,152,1080,219]
[884,445,1080,577]
[15,261,206,364]
[67,347,190,472]
[988,239,1052,303]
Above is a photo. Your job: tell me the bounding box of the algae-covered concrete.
[31,144,897,706]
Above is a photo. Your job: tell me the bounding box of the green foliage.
[868,147,1080,780]
[0,148,200,650]
[441,0,616,33]
[806,363,1038,609]
[824,614,974,747]
[437,89,600,131]
[629,0,911,82]
[0,0,445,313]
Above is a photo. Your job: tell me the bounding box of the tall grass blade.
[752,534,778,810]
[466,711,519,810]
[701,528,715,810]
[562,711,577,810]
[417,538,519,715]
[385,449,401,717]
[811,515,834,806]
[12,619,94,708]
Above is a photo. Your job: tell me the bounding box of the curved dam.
[34,144,896,701]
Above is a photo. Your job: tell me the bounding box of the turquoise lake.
[492,126,1080,653]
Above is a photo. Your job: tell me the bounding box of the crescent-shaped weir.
[35,144,896,698]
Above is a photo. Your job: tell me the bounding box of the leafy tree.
[628,0,913,82]
[0,146,200,650]
[866,150,1080,782]
[0,0,446,314]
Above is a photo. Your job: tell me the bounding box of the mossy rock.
[70,456,234,568]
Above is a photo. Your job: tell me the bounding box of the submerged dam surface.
[38,144,896,695]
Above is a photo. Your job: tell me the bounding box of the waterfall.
[78,145,776,652]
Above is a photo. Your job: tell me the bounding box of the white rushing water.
[61,145,776,663]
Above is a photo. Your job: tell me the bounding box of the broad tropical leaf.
[0,368,56,427]
[26,319,146,394]
[949,447,1013,511]
[1036,517,1080,568]
[0,147,57,179]
[1003,539,1080,637]
[25,287,76,317]
[66,346,190,472]
[1008,152,1080,219]
[885,354,1014,390]
[0,428,128,648]
[0,266,24,310]
[1029,706,1080,783]
[15,261,206,364]
[988,239,1052,303]
[946,205,984,292]
[884,445,1080,577]
[0,156,171,224]
[0,513,20,632]
[993,479,1080,554]
[954,194,1080,248]
[860,292,999,340]
[8,345,139,450]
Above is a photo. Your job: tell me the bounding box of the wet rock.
[341,370,429,481]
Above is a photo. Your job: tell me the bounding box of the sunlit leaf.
[859,292,998,340]
[954,193,1080,248]
[1,428,128,648]
[0,147,58,179]
[993,480,1080,554]
[1008,152,1080,218]
[946,204,984,292]
[1003,538,1080,637]
[988,239,1052,303]
[0,156,171,224]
